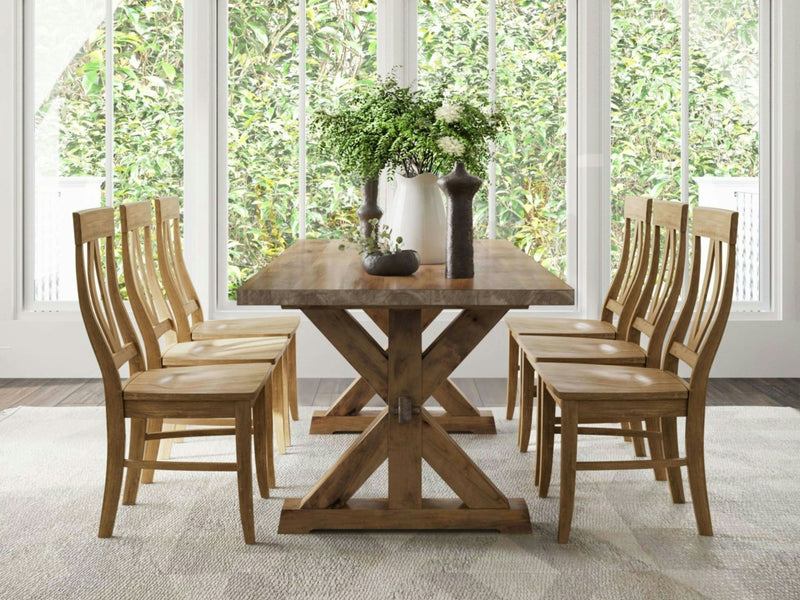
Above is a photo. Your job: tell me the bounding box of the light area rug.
[0,406,798,600]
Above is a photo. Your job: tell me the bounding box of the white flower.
[437,136,465,156]
[435,102,462,123]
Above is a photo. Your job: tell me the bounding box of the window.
[23,1,772,315]
[220,0,571,300]
[610,0,769,311]
[417,1,570,281]
[222,0,377,299]
[24,0,184,307]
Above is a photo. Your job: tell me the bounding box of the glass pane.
[690,0,762,306]
[31,0,107,303]
[610,0,682,272]
[227,0,300,298]
[305,0,377,240]
[496,0,568,280]
[418,2,568,280]
[417,2,490,236]
[113,0,184,205]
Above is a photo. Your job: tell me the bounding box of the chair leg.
[253,385,272,499]
[265,378,275,488]
[628,420,648,457]
[644,417,667,481]
[140,418,163,484]
[234,401,256,545]
[272,361,287,454]
[98,420,126,538]
[558,402,578,544]
[685,418,713,536]
[281,355,291,447]
[621,421,632,442]
[287,334,299,422]
[661,416,685,503]
[535,376,544,487]
[122,418,147,505]
[505,332,519,420]
[156,422,183,461]
[518,357,534,452]
[538,384,556,498]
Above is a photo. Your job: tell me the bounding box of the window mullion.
[299,0,307,239]
[680,0,689,205]
[488,0,497,240]
[759,0,772,310]
[105,0,113,207]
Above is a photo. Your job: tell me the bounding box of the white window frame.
[16,0,779,324]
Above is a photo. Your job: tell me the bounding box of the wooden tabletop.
[237,239,574,309]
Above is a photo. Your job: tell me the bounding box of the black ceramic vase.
[437,162,482,279]
[361,250,421,277]
[357,179,382,239]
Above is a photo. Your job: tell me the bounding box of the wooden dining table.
[238,238,573,533]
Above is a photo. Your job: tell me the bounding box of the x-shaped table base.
[307,308,496,435]
[278,307,531,533]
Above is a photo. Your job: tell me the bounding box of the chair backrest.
[153,196,204,343]
[73,207,145,407]
[119,201,177,370]
[625,201,689,367]
[663,207,738,401]
[601,196,653,336]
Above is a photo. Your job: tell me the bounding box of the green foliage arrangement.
[339,218,404,256]
[384,80,506,179]
[314,74,506,182]
[311,77,400,184]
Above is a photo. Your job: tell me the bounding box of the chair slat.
[89,241,121,354]
[668,341,698,368]
[602,196,652,336]
[113,342,139,368]
[154,197,205,342]
[121,202,179,369]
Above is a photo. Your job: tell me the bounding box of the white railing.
[732,189,759,303]
[696,176,765,307]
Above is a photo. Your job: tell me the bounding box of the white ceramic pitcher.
[390,173,446,265]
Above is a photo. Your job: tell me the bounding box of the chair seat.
[518,336,646,366]
[535,363,689,401]
[162,337,287,367]
[191,316,300,340]
[505,315,616,339]
[123,363,269,403]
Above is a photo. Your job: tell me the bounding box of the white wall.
[0,1,797,380]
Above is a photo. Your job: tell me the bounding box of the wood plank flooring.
[1,378,798,411]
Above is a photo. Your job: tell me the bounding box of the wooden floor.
[0,377,798,412]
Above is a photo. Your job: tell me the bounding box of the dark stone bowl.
[361,250,420,276]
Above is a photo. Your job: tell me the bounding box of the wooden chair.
[505,196,653,420]
[119,201,290,485]
[74,206,274,544]
[517,201,688,484]
[153,196,300,425]
[534,207,738,543]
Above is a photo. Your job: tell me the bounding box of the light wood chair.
[119,202,291,485]
[153,196,300,424]
[534,207,738,543]
[505,196,653,421]
[517,201,688,484]
[74,206,274,544]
